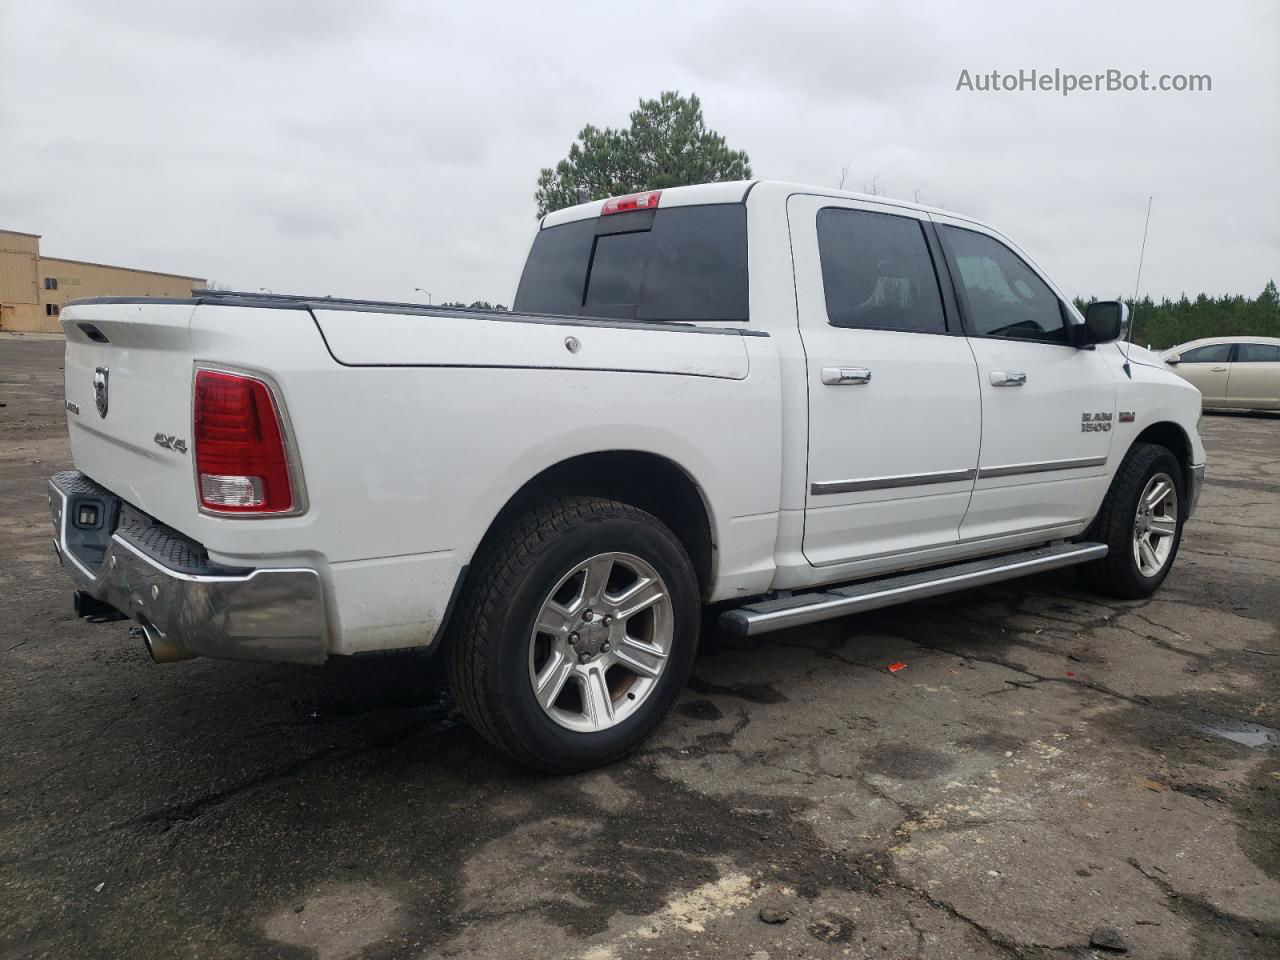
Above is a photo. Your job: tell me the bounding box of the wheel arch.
[1130,420,1194,480]
[1083,420,1195,539]
[470,450,717,602]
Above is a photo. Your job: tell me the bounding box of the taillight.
[193,369,296,514]
[601,190,661,215]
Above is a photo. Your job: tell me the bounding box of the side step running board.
[719,541,1107,637]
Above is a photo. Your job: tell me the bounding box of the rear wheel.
[1078,442,1185,598]
[446,496,699,772]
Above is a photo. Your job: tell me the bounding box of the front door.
[790,195,981,567]
[931,219,1117,542]
[1173,342,1233,404]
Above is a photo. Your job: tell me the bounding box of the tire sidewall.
[487,511,699,771]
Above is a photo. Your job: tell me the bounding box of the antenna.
[1124,195,1154,376]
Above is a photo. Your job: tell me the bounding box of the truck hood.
[1113,342,1170,372]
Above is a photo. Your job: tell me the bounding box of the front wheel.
[1078,442,1186,599]
[446,496,700,772]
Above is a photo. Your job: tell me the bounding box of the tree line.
[1075,281,1279,350]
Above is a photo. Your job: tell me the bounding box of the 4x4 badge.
[154,433,188,454]
[93,367,109,418]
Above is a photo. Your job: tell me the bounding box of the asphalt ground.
[2,336,1277,959]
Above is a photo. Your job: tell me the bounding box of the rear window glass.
[514,204,749,322]
[1237,343,1280,362]
[584,230,649,316]
[512,218,595,315]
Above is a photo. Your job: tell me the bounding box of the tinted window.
[513,205,749,322]
[816,209,946,334]
[940,226,1066,343]
[636,205,748,322]
[1180,344,1233,363]
[513,218,594,315]
[584,230,648,317]
[1236,343,1280,362]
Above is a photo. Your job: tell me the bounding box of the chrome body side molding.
[810,455,1109,496]
[811,468,977,495]
[977,456,1108,479]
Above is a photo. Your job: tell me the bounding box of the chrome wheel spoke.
[612,636,666,678]
[579,664,616,726]
[582,555,614,605]
[1145,479,1171,510]
[613,577,664,621]
[536,600,574,636]
[1149,516,1177,537]
[534,651,574,710]
[1138,536,1159,571]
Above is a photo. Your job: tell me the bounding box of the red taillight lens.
[601,190,661,215]
[193,370,294,514]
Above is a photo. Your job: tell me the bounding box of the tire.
[1077,442,1186,599]
[446,495,700,772]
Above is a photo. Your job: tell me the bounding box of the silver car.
[1161,336,1280,411]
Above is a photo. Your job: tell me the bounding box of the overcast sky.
[2,0,1276,305]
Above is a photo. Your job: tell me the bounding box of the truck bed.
[56,290,782,656]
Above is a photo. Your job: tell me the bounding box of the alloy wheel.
[528,552,673,733]
[1133,472,1178,577]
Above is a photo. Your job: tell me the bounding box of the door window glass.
[1180,344,1233,363]
[939,226,1066,344]
[816,208,946,334]
[1236,343,1280,362]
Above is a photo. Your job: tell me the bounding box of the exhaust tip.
[136,620,196,664]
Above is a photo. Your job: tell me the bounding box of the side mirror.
[1080,300,1128,345]
[1165,354,1181,365]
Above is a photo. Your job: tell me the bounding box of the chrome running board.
[719,541,1108,637]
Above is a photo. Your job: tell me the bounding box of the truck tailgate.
[60,302,200,531]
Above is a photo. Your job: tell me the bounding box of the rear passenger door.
[1226,342,1280,408]
[1173,343,1234,405]
[790,195,982,567]
[933,220,1117,542]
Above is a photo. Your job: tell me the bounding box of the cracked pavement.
[2,337,1277,959]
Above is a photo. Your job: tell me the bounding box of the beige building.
[0,229,205,333]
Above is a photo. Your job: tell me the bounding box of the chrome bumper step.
[719,541,1108,637]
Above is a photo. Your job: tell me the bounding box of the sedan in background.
[1162,337,1280,411]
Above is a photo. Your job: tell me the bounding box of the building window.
[44,277,58,290]
[46,304,60,316]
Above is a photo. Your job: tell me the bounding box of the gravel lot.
[2,336,1277,959]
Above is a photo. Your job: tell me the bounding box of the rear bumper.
[49,471,329,664]
[1187,463,1206,519]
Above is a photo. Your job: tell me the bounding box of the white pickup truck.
[50,180,1205,771]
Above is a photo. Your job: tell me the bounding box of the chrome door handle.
[991,371,1027,386]
[821,366,872,385]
